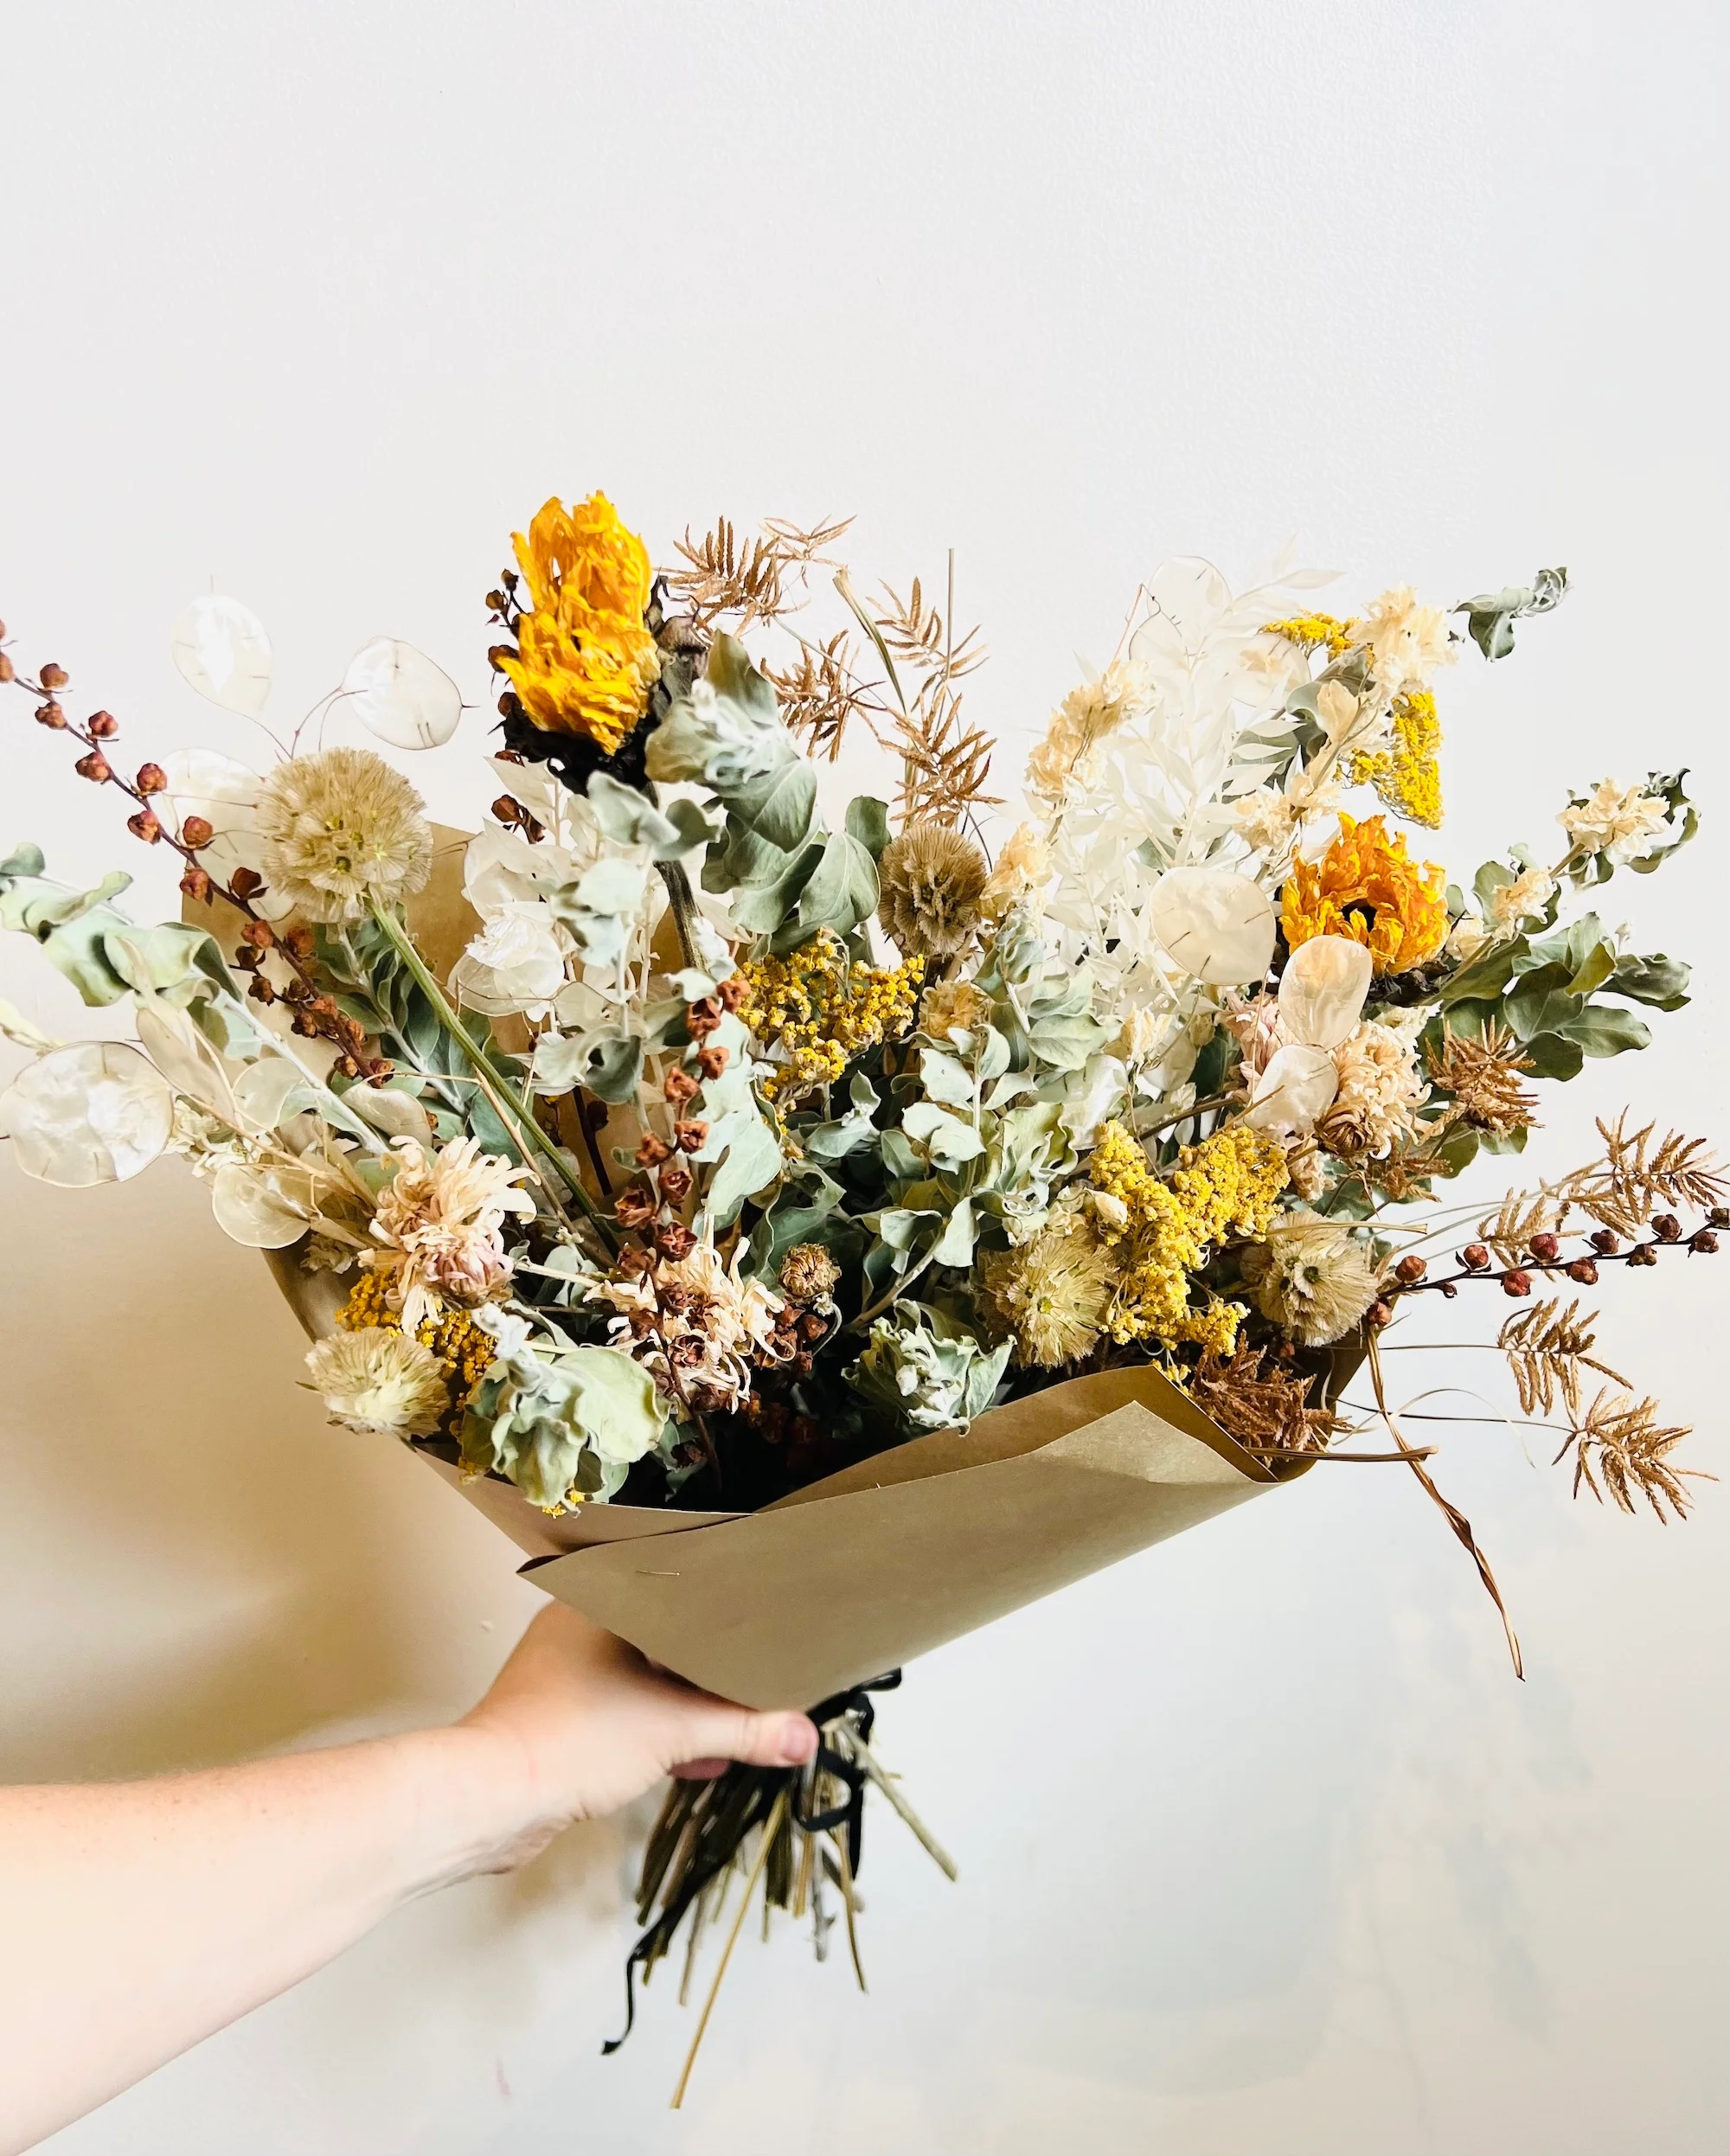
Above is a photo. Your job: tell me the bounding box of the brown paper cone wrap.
[266,1248,1308,1707]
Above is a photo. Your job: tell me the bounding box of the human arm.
[0,1603,817,2154]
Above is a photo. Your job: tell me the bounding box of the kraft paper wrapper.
[234,841,1305,1708]
[266,1248,1303,1707]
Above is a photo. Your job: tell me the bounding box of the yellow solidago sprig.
[1262,612,1358,659]
[336,1266,497,1433]
[736,931,923,1103]
[1349,688,1443,828]
[1281,811,1448,974]
[1086,1120,1288,1354]
[494,493,661,755]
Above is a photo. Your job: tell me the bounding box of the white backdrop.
[3,4,1728,2151]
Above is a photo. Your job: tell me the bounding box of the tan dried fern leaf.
[766,633,869,763]
[1554,1388,1701,1519]
[874,579,987,681]
[759,514,855,566]
[1587,1112,1729,1226]
[879,689,1002,828]
[665,517,788,629]
[1497,1297,1629,1417]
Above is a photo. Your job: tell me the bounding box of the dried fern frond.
[1189,1344,1347,1455]
[874,579,987,681]
[1498,1297,1629,1417]
[666,518,788,629]
[766,633,871,762]
[1480,1187,1567,1264]
[876,688,1002,828]
[1585,1113,1727,1226]
[1554,1388,1701,1519]
[759,514,854,566]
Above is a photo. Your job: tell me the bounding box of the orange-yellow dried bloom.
[1281,812,1447,974]
[499,494,661,754]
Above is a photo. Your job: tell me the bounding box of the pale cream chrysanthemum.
[978,822,1051,922]
[369,1136,535,1328]
[1559,778,1670,866]
[1238,1212,1381,1347]
[1317,1020,1428,1161]
[304,1327,450,1436]
[1353,586,1457,696]
[1027,658,1154,801]
[877,822,990,958]
[254,746,432,923]
[980,1218,1116,1368]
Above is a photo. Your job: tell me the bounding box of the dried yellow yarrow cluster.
[736,934,923,1101]
[1349,689,1443,829]
[337,1267,497,1417]
[1262,612,1357,658]
[1087,1120,1289,1353]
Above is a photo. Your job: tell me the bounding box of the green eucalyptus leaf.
[902,1100,986,1167]
[1452,566,1567,660]
[1555,1002,1651,1058]
[1606,950,1690,1009]
[918,1046,977,1111]
[1520,1030,1586,1081]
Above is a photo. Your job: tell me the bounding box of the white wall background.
[3,3,1727,2150]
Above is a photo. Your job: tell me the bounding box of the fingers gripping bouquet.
[1,511,1717,2075]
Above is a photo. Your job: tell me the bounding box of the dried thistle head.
[1426,1020,1540,1136]
[1188,1342,1347,1455]
[778,1242,841,1306]
[877,821,990,959]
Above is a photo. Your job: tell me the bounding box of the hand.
[445,1602,818,1874]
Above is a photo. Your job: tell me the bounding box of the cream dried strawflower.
[1559,778,1670,866]
[370,1136,535,1328]
[981,1218,1116,1368]
[304,1327,450,1436]
[1353,587,1457,697]
[1239,1213,1381,1347]
[1027,658,1153,801]
[255,745,432,923]
[920,977,992,1040]
[977,821,1051,922]
[1486,865,1556,929]
[877,822,989,959]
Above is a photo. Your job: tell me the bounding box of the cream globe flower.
[254,746,432,923]
[304,1328,450,1436]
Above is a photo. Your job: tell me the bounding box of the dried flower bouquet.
[1,506,1717,2077]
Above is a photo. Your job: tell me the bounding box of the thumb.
[662,1694,818,1775]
